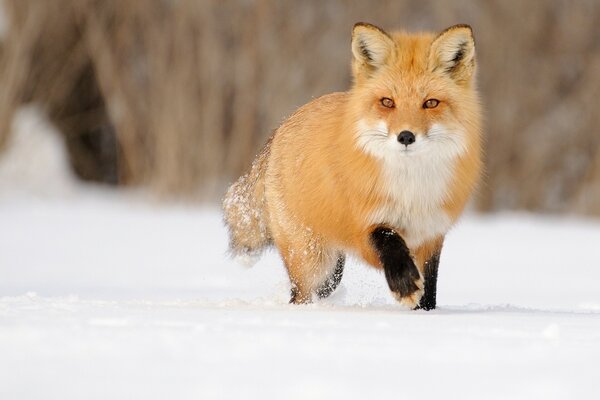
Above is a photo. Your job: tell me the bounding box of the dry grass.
[0,0,599,212]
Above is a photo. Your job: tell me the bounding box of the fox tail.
[222,138,273,266]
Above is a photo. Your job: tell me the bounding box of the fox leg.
[418,251,441,310]
[368,226,423,309]
[274,231,344,304]
[315,254,345,299]
[413,238,444,310]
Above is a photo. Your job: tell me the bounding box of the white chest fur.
[356,120,466,249]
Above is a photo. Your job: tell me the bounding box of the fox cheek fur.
[222,22,482,309]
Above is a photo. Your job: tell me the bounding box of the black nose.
[398,130,415,146]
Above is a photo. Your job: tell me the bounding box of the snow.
[0,106,77,197]
[1,108,600,399]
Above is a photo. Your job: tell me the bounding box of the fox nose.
[397,130,415,146]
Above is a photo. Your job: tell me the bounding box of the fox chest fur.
[356,119,468,249]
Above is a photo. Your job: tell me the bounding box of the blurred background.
[1,0,599,214]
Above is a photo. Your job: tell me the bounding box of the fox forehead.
[387,31,437,72]
[360,42,451,99]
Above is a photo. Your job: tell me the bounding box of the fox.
[223,23,482,310]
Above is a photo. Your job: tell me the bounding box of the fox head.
[349,23,480,161]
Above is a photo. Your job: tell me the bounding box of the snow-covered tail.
[222,137,273,265]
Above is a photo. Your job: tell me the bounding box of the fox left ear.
[429,24,476,85]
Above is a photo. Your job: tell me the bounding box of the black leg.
[370,227,420,304]
[315,254,345,299]
[418,251,440,310]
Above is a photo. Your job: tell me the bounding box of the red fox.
[223,23,482,310]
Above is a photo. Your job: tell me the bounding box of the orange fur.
[223,23,482,306]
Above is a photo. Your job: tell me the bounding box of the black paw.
[289,286,310,304]
[370,227,423,307]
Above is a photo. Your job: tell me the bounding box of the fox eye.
[380,97,395,108]
[423,99,440,109]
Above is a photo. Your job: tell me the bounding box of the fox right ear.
[429,24,476,85]
[351,22,394,79]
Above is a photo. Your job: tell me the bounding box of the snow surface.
[1,107,600,399]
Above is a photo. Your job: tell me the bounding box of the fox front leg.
[370,227,423,309]
[418,251,440,310]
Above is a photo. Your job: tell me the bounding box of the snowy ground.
[1,108,600,399]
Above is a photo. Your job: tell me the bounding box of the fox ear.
[351,22,394,78]
[429,24,476,85]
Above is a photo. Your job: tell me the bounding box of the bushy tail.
[222,138,273,265]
